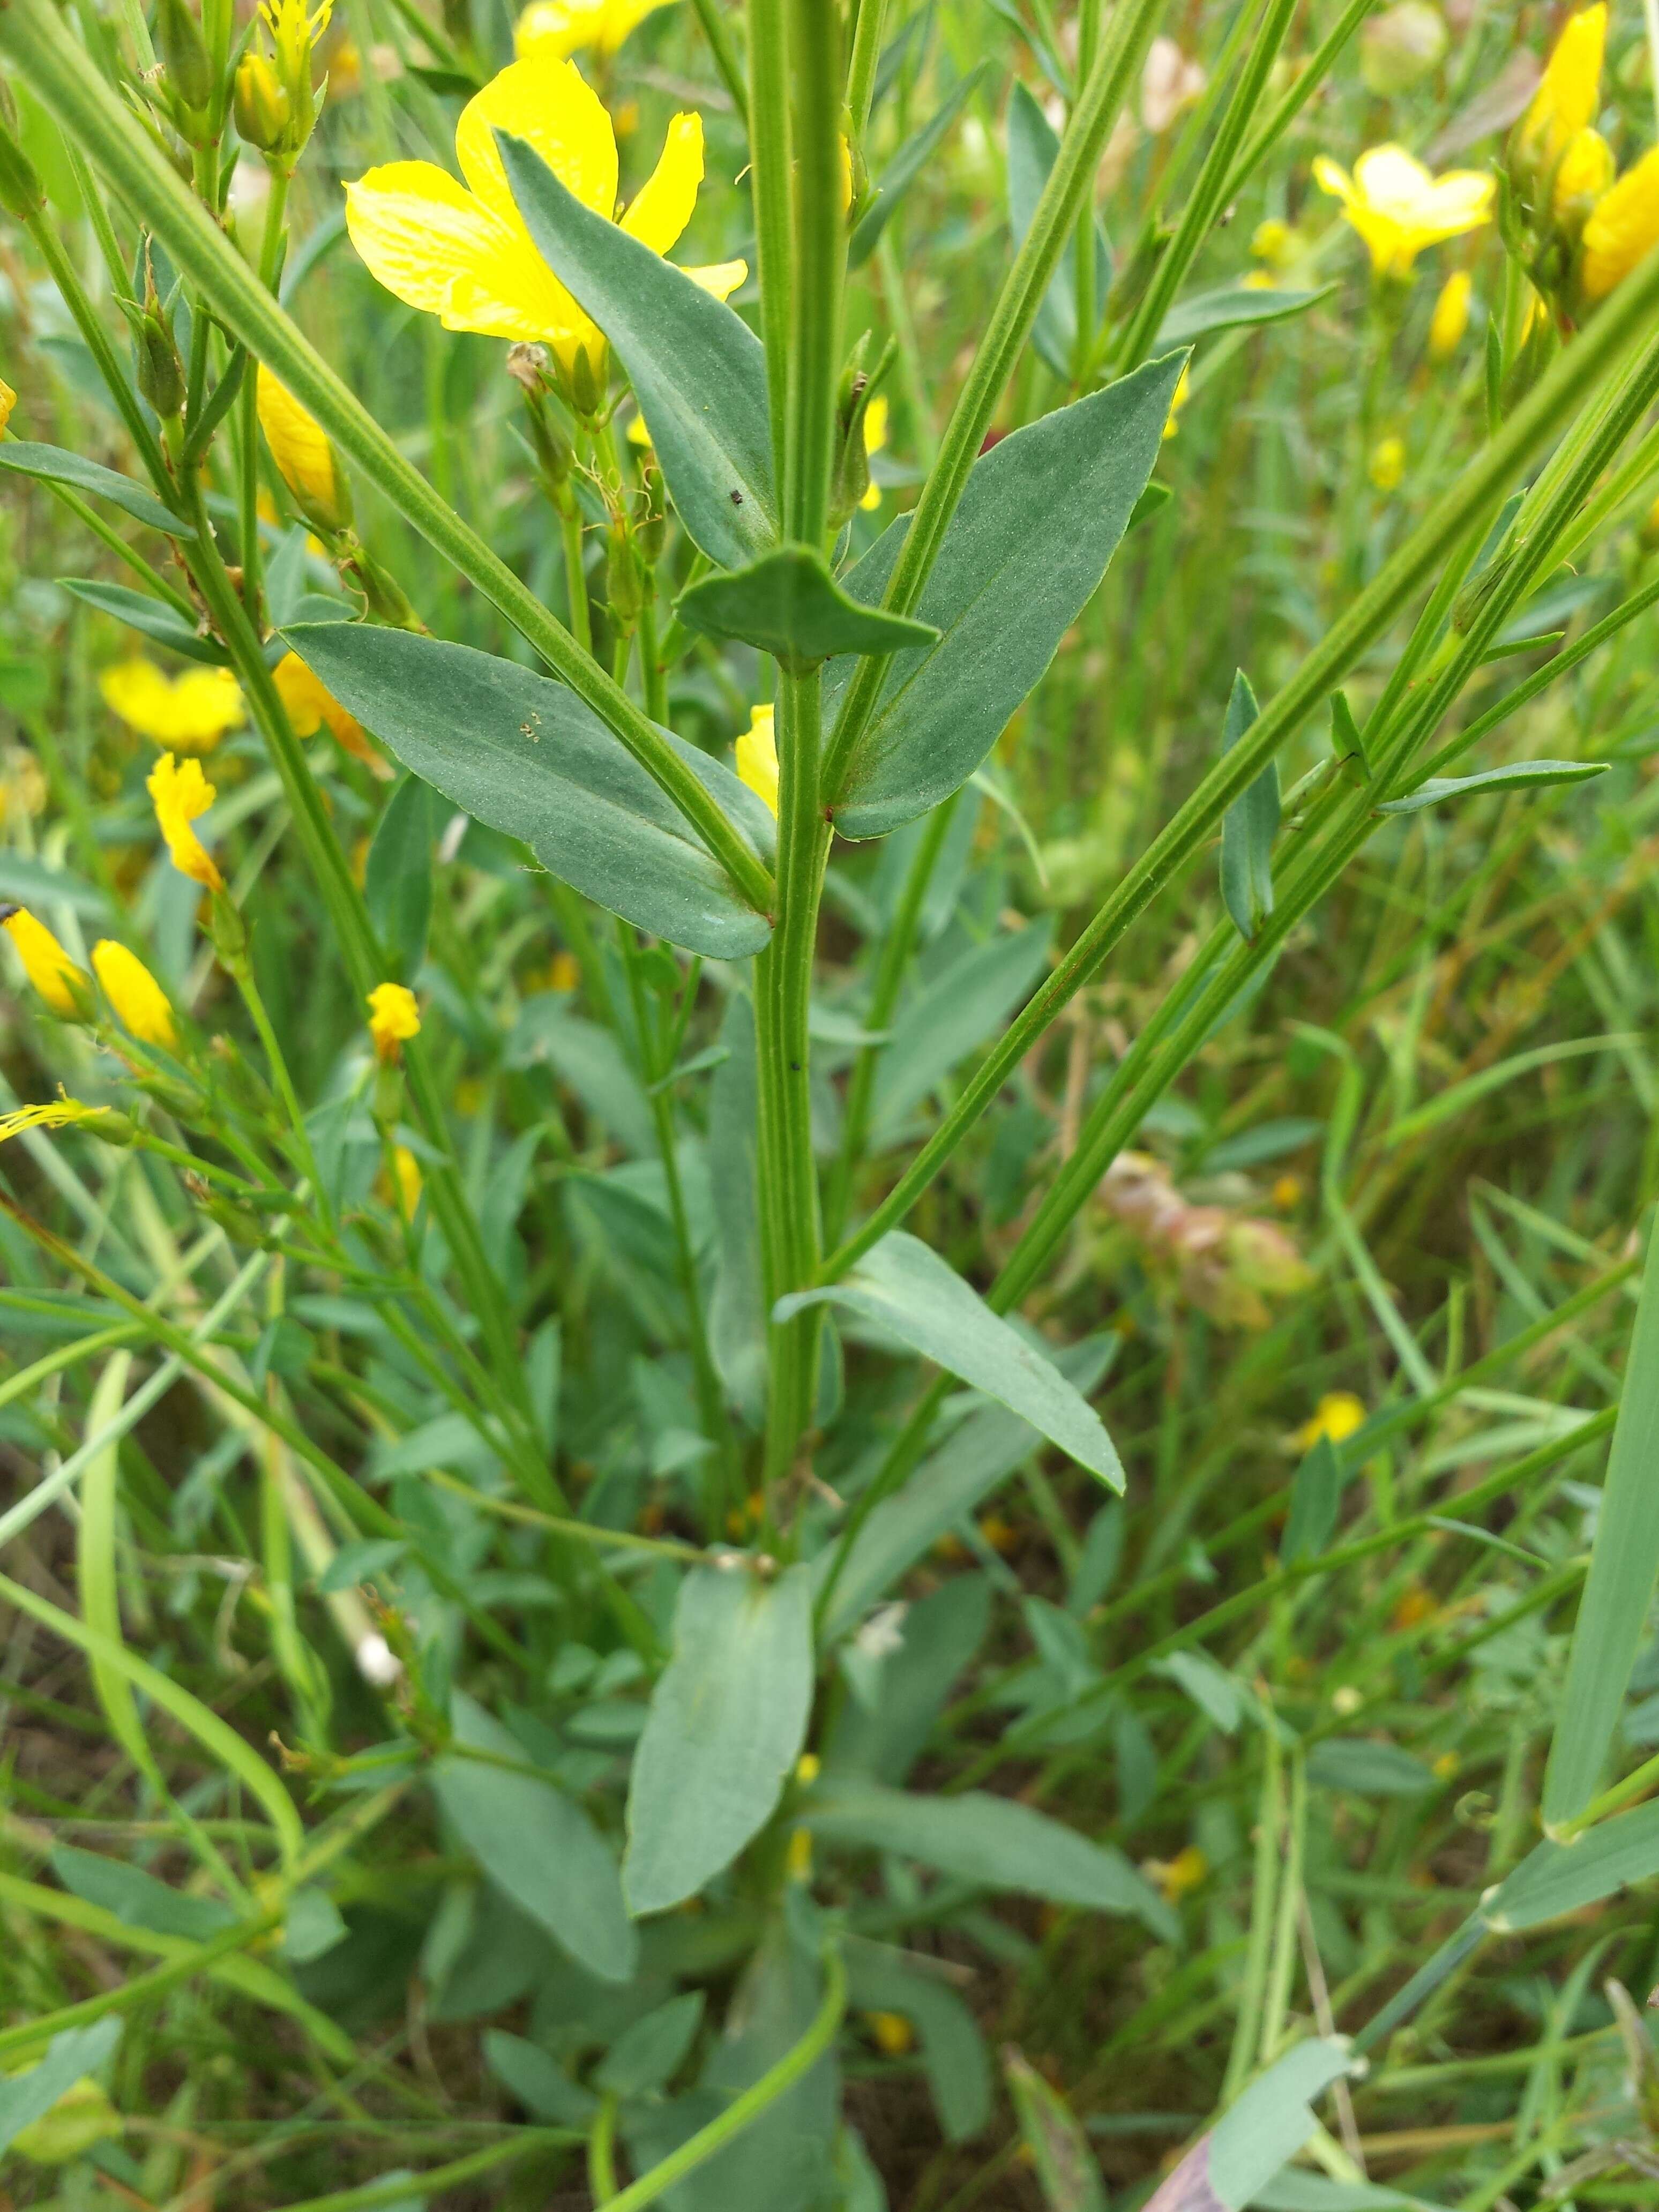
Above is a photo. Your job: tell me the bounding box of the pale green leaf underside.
[1,439,193,534]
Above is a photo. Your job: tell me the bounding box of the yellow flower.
[1369,434,1406,491]
[1252,216,1292,266]
[0,375,15,434]
[786,1825,813,1882]
[1579,145,1659,301]
[92,940,177,1049]
[368,980,421,1062]
[0,1096,113,1145]
[273,652,373,756]
[515,0,675,58]
[99,659,244,752]
[795,1752,821,1784]
[1143,1844,1208,1904]
[549,948,581,991]
[1515,4,1605,183]
[344,53,746,385]
[257,368,351,533]
[865,2011,914,2056]
[1162,361,1191,440]
[388,1142,422,1215]
[1313,145,1494,278]
[1553,126,1615,228]
[1292,1391,1366,1452]
[1271,1172,1302,1211]
[1428,269,1471,359]
[736,702,778,814]
[2,907,92,1019]
[860,393,888,510]
[148,752,224,892]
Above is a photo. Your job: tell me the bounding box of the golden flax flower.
[257,369,352,533]
[1428,268,1471,358]
[1514,3,1605,184]
[0,1096,112,1145]
[272,651,384,772]
[860,394,888,511]
[92,940,177,1049]
[1312,145,1494,278]
[1292,1391,1366,1452]
[148,752,224,892]
[735,703,778,814]
[367,980,421,1062]
[1579,146,1659,300]
[99,658,244,752]
[1,907,91,1018]
[1553,126,1615,228]
[0,375,15,435]
[515,0,676,60]
[343,53,745,383]
[1369,433,1406,490]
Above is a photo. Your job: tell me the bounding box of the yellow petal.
[368,980,421,1061]
[92,939,177,1049]
[346,161,570,342]
[257,367,346,525]
[596,0,676,50]
[148,752,223,892]
[619,111,703,257]
[2,908,89,1019]
[99,659,243,750]
[736,703,778,814]
[453,51,617,230]
[515,0,603,56]
[1428,268,1471,358]
[0,375,15,435]
[1581,145,1659,298]
[1519,3,1605,171]
[683,258,748,300]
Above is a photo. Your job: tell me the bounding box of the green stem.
[639,588,668,721]
[31,473,196,614]
[21,200,173,496]
[782,0,842,547]
[589,2093,621,2202]
[747,0,793,500]
[559,491,593,654]
[1220,0,1376,206]
[846,0,888,143]
[0,1908,283,2061]
[818,0,1168,804]
[1072,0,1103,384]
[239,161,290,625]
[0,0,774,922]
[689,0,750,128]
[231,955,335,1238]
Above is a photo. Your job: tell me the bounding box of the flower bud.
[235,52,291,152]
[257,365,352,533]
[567,341,603,419]
[606,518,644,627]
[0,108,43,221]
[155,0,217,126]
[1551,124,1614,240]
[638,458,667,566]
[132,257,187,419]
[1427,269,1471,360]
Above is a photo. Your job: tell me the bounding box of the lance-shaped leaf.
[0,440,193,535]
[0,2021,123,2159]
[1377,758,1609,813]
[776,1230,1123,1486]
[1143,2041,1358,2211]
[802,1779,1176,1938]
[283,624,773,959]
[624,1563,814,1914]
[827,356,1184,838]
[61,578,229,665]
[1154,281,1336,350]
[1219,670,1278,940]
[676,544,939,668]
[497,130,777,570]
[1006,79,1111,379]
[1005,2048,1107,2209]
[851,66,986,270]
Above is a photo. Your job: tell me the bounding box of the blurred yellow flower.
[148,752,223,892]
[258,368,350,533]
[865,2011,914,2055]
[0,1096,112,1145]
[273,653,365,750]
[795,1752,821,1783]
[1552,126,1615,227]
[1428,269,1471,358]
[1271,1172,1303,1210]
[515,0,676,59]
[1293,1391,1366,1451]
[1162,361,1191,440]
[389,1142,422,1215]
[1252,217,1293,266]
[549,948,581,991]
[2,907,91,1018]
[1579,146,1659,300]
[100,659,244,752]
[1144,1844,1208,1904]
[1514,3,1605,182]
[368,980,421,1062]
[345,54,746,384]
[1369,434,1406,491]
[92,940,177,1048]
[861,393,889,509]
[736,702,778,814]
[0,374,15,434]
[1313,145,1494,278]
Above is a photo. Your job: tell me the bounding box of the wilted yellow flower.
[1514,4,1605,183]
[1579,146,1659,300]
[92,940,177,1049]
[99,659,244,752]
[736,702,778,814]
[1292,1391,1366,1452]
[1428,268,1471,359]
[0,1096,113,1145]
[1369,434,1406,491]
[1144,1844,1208,1904]
[368,980,421,1062]
[257,368,351,533]
[0,375,15,434]
[860,394,888,510]
[1162,361,1191,440]
[865,2011,914,2056]
[2,907,91,1018]
[515,0,675,58]
[1313,145,1494,278]
[346,56,746,387]
[147,752,223,892]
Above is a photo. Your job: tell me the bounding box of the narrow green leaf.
[1006,80,1110,378]
[0,2021,122,2158]
[284,624,773,959]
[61,578,229,664]
[1377,758,1609,813]
[778,1231,1123,1487]
[676,544,938,667]
[828,356,1184,836]
[803,1779,1177,1938]
[1487,1794,1659,1926]
[594,1992,706,2096]
[1004,2047,1107,2209]
[1306,1740,1437,1797]
[1385,1033,1638,1147]
[362,774,434,983]
[846,1938,992,2142]
[1154,282,1336,350]
[869,919,1053,1145]
[1329,689,1367,776]
[1207,2039,1357,2209]
[1282,1436,1344,1563]
[0,439,192,534]
[1543,1219,1659,1827]
[51,1845,235,1944]
[497,131,778,568]
[623,1564,814,1915]
[76,1354,158,1792]
[850,68,986,269]
[707,992,768,1428]
[431,1691,636,1982]
[1219,670,1277,940]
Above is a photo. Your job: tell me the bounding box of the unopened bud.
[134,280,186,419]
[638,459,666,565]
[606,520,644,627]
[0,114,42,220]
[155,0,216,124]
[235,53,290,152]
[567,341,603,420]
